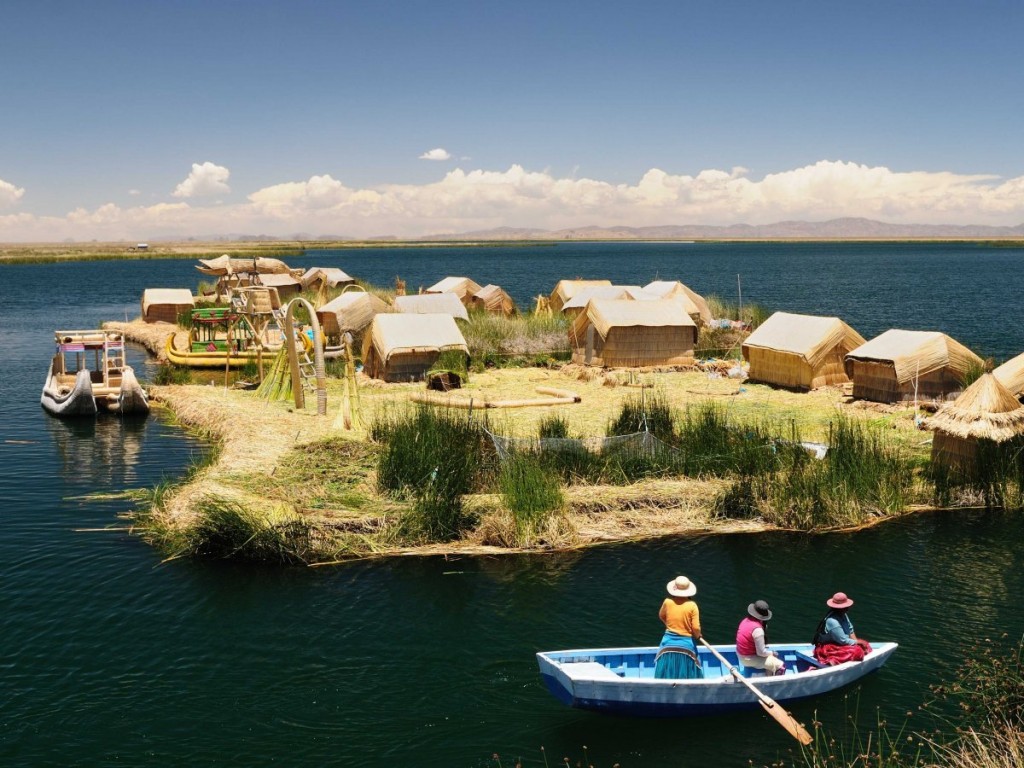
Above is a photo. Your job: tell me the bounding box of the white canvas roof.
[393,292,469,321]
[561,285,657,311]
[365,313,468,363]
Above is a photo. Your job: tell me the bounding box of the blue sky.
[1,1,1023,238]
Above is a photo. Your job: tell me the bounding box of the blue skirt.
[654,632,704,679]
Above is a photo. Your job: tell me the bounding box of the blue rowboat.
[537,642,897,717]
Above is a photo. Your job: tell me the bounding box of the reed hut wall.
[848,360,965,402]
[930,431,981,474]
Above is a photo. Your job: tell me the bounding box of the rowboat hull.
[537,642,897,717]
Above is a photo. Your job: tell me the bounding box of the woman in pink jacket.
[736,599,784,675]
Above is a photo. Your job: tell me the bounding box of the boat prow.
[537,642,898,717]
[115,366,150,415]
[41,368,98,417]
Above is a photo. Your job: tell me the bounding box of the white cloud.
[419,148,452,161]
[2,159,1024,241]
[172,161,231,198]
[128,189,141,196]
[0,178,26,208]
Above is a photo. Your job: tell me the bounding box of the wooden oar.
[698,638,813,745]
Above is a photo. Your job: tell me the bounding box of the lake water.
[2,242,1023,766]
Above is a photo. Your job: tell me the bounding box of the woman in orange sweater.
[654,575,704,679]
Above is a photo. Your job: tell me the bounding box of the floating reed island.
[108,258,1024,564]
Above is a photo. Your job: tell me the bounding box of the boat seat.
[564,662,623,680]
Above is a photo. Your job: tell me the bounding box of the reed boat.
[537,641,897,717]
[42,330,149,417]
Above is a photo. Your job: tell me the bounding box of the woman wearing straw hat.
[812,592,873,666]
[654,576,704,679]
[736,599,785,676]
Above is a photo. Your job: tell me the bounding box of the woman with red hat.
[812,592,873,666]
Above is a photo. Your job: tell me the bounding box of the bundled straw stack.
[927,373,1024,473]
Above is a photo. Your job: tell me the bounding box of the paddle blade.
[759,700,813,745]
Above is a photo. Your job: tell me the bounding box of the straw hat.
[827,592,854,610]
[747,600,773,621]
[666,576,697,597]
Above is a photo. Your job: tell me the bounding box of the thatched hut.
[469,284,517,315]
[425,276,483,305]
[560,285,656,317]
[569,299,697,368]
[549,279,612,313]
[256,273,302,299]
[643,281,713,325]
[141,289,194,324]
[742,312,866,390]
[927,373,1024,473]
[993,352,1024,399]
[316,291,390,342]
[300,267,354,291]
[362,314,469,382]
[393,293,469,322]
[845,329,983,403]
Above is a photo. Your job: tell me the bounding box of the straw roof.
[300,267,354,289]
[926,374,1024,442]
[993,352,1024,398]
[363,313,469,364]
[549,279,612,311]
[393,292,469,321]
[577,298,697,338]
[561,285,657,312]
[316,292,390,336]
[470,284,517,315]
[743,312,866,369]
[425,276,483,300]
[141,289,193,315]
[844,329,982,383]
[195,255,293,275]
[643,281,713,324]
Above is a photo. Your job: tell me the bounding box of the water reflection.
[45,414,147,486]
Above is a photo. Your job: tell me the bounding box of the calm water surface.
[2,243,1023,766]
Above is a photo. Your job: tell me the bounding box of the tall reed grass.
[373,406,490,541]
[931,438,1024,510]
[498,452,564,537]
[720,416,915,528]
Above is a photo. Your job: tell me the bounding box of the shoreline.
[3,236,1023,264]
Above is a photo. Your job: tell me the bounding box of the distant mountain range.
[149,218,1024,244]
[417,218,1024,241]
